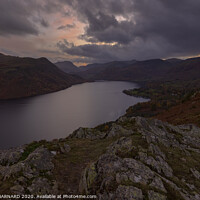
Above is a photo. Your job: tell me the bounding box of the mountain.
[76,59,172,81]
[167,57,200,80]
[54,61,80,74]
[0,53,84,99]
[79,60,137,72]
[74,57,200,82]
[77,60,138,80]
[165,58,183,64]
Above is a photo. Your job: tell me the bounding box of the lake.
[0,81,148,149]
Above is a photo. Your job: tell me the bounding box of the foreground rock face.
[0,116,200,199]
[78,117,200,200]
[0,146,57,195]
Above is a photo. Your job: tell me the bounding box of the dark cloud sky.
[0,0,200,65]
[57,23,76,30]
[0,0,62,36]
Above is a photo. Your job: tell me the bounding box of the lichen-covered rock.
[149,176,167,193]
[27,177,53,194]
[116,158,167,193]
[177,124,200,149]
[0,146,57,195]
[0,146,25,165]
[135,117,180,147]
[15,176,28,186]
[191,168,200,180]
[97,154,124,177]
[80,149,168,198]
[107,124,133,138]
[79,117,200,200]
[135,117,200,152]
[148,190,167,200]
[25,147,54,171]
[0,162,24,180]
[10,184,25,194]
[59,143,71,154]
[148,143,166,159]
[79,163,97,194]
[138,153,173,177]
[107,137,133,155]
[70,127,106,140]
[113,185,143,200]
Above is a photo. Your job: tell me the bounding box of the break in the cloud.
[57,0,200,63]
[1,0,200,64]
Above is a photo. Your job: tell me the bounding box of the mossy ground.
[52,137,118,194]
[19,141,46,161]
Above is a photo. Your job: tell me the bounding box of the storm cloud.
[0,0,62,36]
[1,0,200,63]
[57,0,200,62]
[57,23,76,30]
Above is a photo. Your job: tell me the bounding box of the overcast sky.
[1,0,200,65]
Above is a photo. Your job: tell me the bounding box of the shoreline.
[0,80,88,101]
[0,81,143,150]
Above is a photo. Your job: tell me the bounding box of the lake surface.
[0,81,148,149]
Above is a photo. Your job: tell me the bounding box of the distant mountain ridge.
[165,58,183,64]
[79,59,137,71]
[167,57,200,80]
[74,58,171,81]
[0,53,84,99]
[55,61,80,74]
[70,57,200,82]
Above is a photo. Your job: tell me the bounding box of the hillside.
[0,54,84,99]
[1,116,200,199]
[79,60,136,71]
[74,57,200,82]
[166,58,183,64]
[76,59,173,81]
[76,60,137,80]
[54,61,80,74]
[155,92,200,127]
[123,79,200,119]
[167,57,200,80]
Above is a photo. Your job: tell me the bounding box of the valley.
[1,53,200,199]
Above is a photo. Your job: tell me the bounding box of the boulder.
[70,127,106,140]
[148,190,167,200]
[107,124,133,138]
[113,185,143,200]
[60,143,71,154]
[10,184,25,194]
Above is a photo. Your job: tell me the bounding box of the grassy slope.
[155,92,200,127]
[0,137,118,194]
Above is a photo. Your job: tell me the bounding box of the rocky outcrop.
[70,122,133,140]
[1,116,200,199]
[70,127,107,140]
[0,143,70,195]
[79,117,200,200]
[0,146,25,166]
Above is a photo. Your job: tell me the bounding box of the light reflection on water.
[0,81,148,149]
